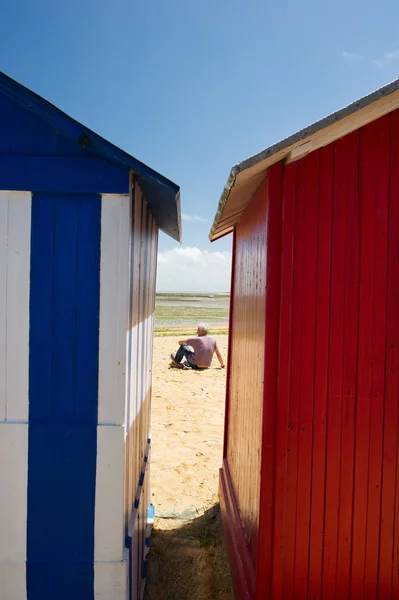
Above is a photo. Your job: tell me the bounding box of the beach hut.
[210,80,399,599]
[0,73,181,600]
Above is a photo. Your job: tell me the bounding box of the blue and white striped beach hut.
[0,73,181,600]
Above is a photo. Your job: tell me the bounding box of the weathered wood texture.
[223,111,399,599]
[225,177,268,563]
[125,182,158,599]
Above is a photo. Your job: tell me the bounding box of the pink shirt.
[186,335,217,367]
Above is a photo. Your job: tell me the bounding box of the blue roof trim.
[0,72,181,242]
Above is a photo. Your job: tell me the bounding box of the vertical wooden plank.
[142,205,151,579]
[147,216,158,453]
[0,424,28,576]
[138,203,150,575]
[98,195,130,425]
[378,110,399,598]
[350,116,390,598]
[27,193,101,598]
[125,181,135,531]
[283,160,305,600]
[95,194,130,572]
[136,196,145,512]
[127,183,141,533]
[227,177,267,564]
[94,425,125,561]
[308,144,334,599]
[94,562,127,600]
[141,204,150,462]
[0,192,31,600]
[294,150,319,598]
[52,196,79,421]
[363,115,390,600]
[6,192,32,422]
[0,193,8,421]
[256,162,284,598]
[224,175,267,581]
[149,211,157,393]
[322,135,348,600]
[271,161,296,599]
[349,126,374,598]
[335,131,360,598]
[28,195,55,422]
[127,184,145,600]
[131,505,140,600]
[223,228,237,459]
[143,211,155,452]
[0,562,27,600]
[76,197,102,424]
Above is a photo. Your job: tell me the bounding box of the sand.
[144,333,232,600]
[150,333,228,521]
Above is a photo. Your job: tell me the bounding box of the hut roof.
[209,78,399,242]
[0,72,181,242]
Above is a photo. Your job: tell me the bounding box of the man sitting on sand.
[170,323,225,370]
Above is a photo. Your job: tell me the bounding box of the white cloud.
[342,51,362,61]
[373,50,399,68]
[181,213,208,222]
[157,246,231,292]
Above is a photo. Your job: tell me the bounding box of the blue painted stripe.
[27,194,101,600]
[0,156,129,195]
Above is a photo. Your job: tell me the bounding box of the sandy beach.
[144,331,232,599]
[150,332,228,521]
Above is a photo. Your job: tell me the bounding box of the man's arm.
[215,347,225,368]
[178,339,187,345]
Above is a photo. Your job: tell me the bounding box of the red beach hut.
[210,80,399,599]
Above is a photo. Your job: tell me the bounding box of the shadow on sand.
[144,504,233,600]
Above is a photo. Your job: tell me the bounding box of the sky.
[1,0,399,291]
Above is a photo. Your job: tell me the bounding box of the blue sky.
[1,0,399,290]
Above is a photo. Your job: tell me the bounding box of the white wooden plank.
[129,507,140,600]
[98,195,130,425]
[126,186,142,434]
[116,195,130,426]
[0,563,27,600]
[136,198,145,439]
[0,193,8,421]
[95,425,125,561]
[94,561,127,600]
[0,423,28,562]
[6,193,31,422]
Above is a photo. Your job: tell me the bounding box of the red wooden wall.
[221,111,399,599]
[220,175,270,598]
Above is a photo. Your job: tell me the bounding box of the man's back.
[186,334,217,367]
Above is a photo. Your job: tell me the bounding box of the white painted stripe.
[126,187,142,435]
[0,423,28,599]
[0,192,31,422]
[95,194,130,596]
[0,424,28,561]
[98,194,130,425]
[126,318,153,432]
[0,563,27,600]
[94,561,128,600]
[0,195,7,422]
[95,425,125,562]
[0,192,30,600]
